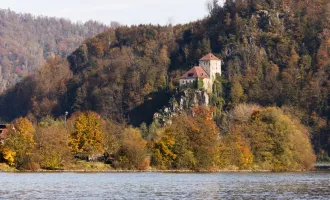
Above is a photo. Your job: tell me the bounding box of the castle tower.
[179,53,222,94]
[199,53,221,91]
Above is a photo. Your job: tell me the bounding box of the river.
[0,172,329,199]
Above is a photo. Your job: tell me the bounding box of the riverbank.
[0,163,17,172]
[1,162,329,173]
[314,162,330,170]
[0,165,269,173]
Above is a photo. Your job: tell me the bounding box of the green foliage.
[210,73,226,126]
[197,79,204,89]
[139,122,148,139]
[230,80,245,105]
[199,38,211,55]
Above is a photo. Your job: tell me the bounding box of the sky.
[0,0,224,26]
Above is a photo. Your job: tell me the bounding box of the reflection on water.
[0,172,329,199]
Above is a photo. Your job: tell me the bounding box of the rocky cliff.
[153,89,209,125]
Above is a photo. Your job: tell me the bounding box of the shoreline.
[1,162,329,173]
[0,169,324,173]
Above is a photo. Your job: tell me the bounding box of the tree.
[1,118,36,169]
[230,80,245,105]
[69,111,104,157]
[190,106,220,170]
[206,0,220,16]
[219,133,253,169]
[200,39,211,55]
[211,74,226,126]
[0,9,106,93]
[35,121,71,169]
[226,104,316,171]
[151,106,220,170]
[114,128,149,170]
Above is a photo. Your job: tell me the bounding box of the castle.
[180,53,221,93]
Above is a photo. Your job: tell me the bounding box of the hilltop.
[0,9,108,93]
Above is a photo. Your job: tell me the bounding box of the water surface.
[0,172,329,199]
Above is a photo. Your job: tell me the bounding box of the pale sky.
[0,0,225,26]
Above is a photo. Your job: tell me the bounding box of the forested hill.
[0,9,108,93]
[0,0,329,157]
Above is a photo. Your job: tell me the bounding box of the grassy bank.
[1,161,318,173]
[0,163,17,172]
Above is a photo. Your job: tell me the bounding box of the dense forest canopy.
[0,0,329,159]
[0,9,108,93]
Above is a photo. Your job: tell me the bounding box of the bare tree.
[205,0,220,16]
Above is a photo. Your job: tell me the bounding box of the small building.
[180,53,221,93]
[0,124,8,145]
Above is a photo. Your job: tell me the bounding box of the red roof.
[200,53,221,61]
[180,66,209,79]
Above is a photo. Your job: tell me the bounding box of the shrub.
[35,124,72,169]
[225,104,316,171]
[70,111,104,157]
[151,106,220,170]
[114,128,149,170]
[1,118,35,169]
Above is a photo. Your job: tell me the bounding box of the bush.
[224,104,316,171]
[151,106,220,170]
[22,162,40,171]
[114,128,149,170]
[35,123,72,169]
[70,111,104,156]
[1,118,35,169]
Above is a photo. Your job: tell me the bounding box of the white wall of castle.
[199,60,221,93]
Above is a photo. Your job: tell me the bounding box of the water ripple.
[0,172,329,199]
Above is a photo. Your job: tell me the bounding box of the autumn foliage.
[222,104,316,171]
[0,105,316,171]
[1,118,36,169]
[0,0,327,170]
[70,112,104,156]
[150,104,315,171]
[151,106,220,171]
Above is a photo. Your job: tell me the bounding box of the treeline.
[0,0,329,159]
[0,104,315,171]
[0,9,108,93]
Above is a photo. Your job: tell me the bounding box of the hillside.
[0,9,108,93]
[0,0,329,159]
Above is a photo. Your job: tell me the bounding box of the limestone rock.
[153,89,210,126]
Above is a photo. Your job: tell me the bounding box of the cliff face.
[153,89,209,125]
